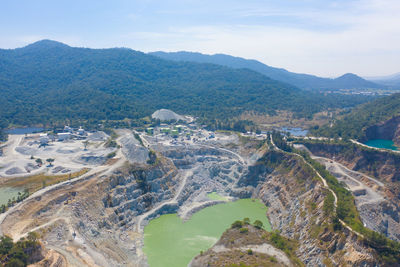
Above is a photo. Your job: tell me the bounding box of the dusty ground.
[0,132,114,178]
[0,130,134,266]
[0,130,265,267]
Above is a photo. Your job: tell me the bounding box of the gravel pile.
[5,167,24,175]
[74,148,115,165]
[151,109,186,122]
[120,134,149,164]
[88,131,109,141]
[52,166,65,173]
[15,146,38,156]
[56,146,80,154]
[25,163,39,172]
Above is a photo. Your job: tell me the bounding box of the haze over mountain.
[150,51,387,91]
[367,73,400,87]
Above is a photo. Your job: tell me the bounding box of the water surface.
[0,187,23,206]
[6,127,44,135]
[207,192,229,201]
[364,139,398,151]
[280,127,308,137]
[143,199,270,267]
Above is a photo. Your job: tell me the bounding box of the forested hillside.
[0,40,374,139]
[312,93,400,139]
[150,51,385,90]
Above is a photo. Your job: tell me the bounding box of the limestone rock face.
[303,142,400,242]
[236,151,379,267]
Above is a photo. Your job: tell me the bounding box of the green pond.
[143,198,270,267]
[365,139,398,151]
[0,187,23,206]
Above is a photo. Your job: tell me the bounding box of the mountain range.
[150,51,388,91]
[312,92,400,140]
[367,73,400,87]
[0,39,373,133]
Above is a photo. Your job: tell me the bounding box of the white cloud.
[3,0,399,77]
[117,0,400,77]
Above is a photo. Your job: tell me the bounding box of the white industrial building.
[57,132,71,141]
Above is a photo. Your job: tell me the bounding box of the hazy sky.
[1,0,399,77]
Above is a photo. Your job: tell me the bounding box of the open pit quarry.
[296,142,400,243]
[0,129,397,266]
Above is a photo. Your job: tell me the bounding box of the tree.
[27,232,38,243]
[253,220,264,229]
[231,220,243,228]
[46,158,54,166]
[8,246,27,266]
[35,158,42,166]
[5,258,25,267]
[0,236,14,255]
[83,140,89,150]
[147,150,157,165]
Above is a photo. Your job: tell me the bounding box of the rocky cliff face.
[364,115,400,146]
[104,157,179,227]
[0,156,180,267]
[304,142,400,200]
[234,150,380,266]
[302,142,400,242]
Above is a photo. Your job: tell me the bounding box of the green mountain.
[150,51,386,90]
[0,40,373,139]
[312,92,400,139]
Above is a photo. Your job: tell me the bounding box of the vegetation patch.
[0,232,42,267]
[311,92,400,140]
[272,133,400,264]
[0,168,89,194]
[196,219,303,267]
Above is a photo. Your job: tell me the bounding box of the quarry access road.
[269,135,365,239]
[311,155,384,187]
[315,156,385,205]
[269,135,336,206]
[136,169,193,232]
[199,144,246,165]
[0,133,129,237]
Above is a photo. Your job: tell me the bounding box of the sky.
[0,0,399,77]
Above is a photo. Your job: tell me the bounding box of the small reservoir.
[143,198,270,267]
[364,139,398,151]
[0,187,23,206]
[6,127,44,135]
[280,127,308,137]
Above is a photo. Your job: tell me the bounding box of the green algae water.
[365,139,398,151]
[207,192,229,201]
[143,199,270,267]
[0,187,22,206]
